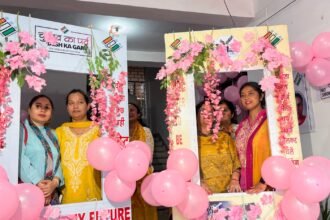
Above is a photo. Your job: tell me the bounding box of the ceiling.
[0,0,255,65]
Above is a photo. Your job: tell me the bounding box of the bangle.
[231,178,239,181]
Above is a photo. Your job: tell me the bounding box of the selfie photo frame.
[164,25,303,219]
[0,12,131,219]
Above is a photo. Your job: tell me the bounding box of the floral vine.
[86,44,127,145]
[243,32,292,153]
[157,31,293,152]
[0,31,55,149]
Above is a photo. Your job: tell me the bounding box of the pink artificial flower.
[227,206,244,220]
[31,62,46,76]
[247,204,262,220]
[173,50,181,59]
[5,42,22,55]
[25,75,46,92]
[245,51,258,65]
[261,194,274,205]
[5,56,25,70]
[231,60,245,72]
[18,31,35,46]
[230,39,242,53]
[21,48,40,63]
[244,32,255,42]
[205,34,213,44]
[178,40,190,54]
[190,42,203,56]
[38,47,49,58]
[43,31,58,45]
[165,60,177,75]
[259,75,280,92]
[212,208,228,220]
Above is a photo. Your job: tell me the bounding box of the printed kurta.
[56,121,101,204]
[199,131,241,193]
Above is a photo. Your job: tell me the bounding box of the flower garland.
[86,45,127,145]
[0,31,55,149]
[157,36,245,147]
[157,31,293,152]
[243,32,293,153]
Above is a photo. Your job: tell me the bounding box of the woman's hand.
[227,179,241,193]
[246,182,267,194]
[201,182,213,195]
[37,178,59,197]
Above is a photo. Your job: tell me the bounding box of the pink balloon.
[15,183,45,220]
[104,170,136,203]
[290,42,314,69]
[302,156,330,192]
[126,141,152,163]
[305,58,330,87]
[290,164,329,203]
[312,32,330,59]
[281,190,320,220]
[216,72,228,83]
[87,137,122,171]
[295,64,307,73]
[0,165,8,180]
[225,72,239,78]
[261,156,295,190]
[177,182,209,219]
[141,173,160,206]
[224,85,240,103]
[151,170,188,207]
[115,147,149,182]
[167,148,198,181]
[0,180,19,220]
[236,75,248,89]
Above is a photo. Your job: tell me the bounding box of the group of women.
[198,82,272,194]
[18,80,270,219]
[19,89,157,218]
[19,89,101,205]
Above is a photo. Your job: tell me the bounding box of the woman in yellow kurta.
[197,102,241,194]
[129,102,158,220]
[56,89,101,204]
[236,82,271,193]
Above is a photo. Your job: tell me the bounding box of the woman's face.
[28,97,52,126]
[129,104,140,122]
[220,103,233,124]
[67,92,89,121]
[197,104,212,129]
[240,86,262,111]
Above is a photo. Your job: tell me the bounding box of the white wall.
[250,0,330,159]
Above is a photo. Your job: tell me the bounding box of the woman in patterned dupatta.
[129,101,158,220]
[56,89,101,204]
[235,82,271,193]
[20,95,64,205]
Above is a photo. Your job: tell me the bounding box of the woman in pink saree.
[235,82,271,193]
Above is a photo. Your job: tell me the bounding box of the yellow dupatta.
[56,121,101,204]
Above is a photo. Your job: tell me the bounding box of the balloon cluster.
[141,148,208,219]
[87,138,151,203]
[290,32,330,87]
[261,156,330,220]
[0,166,45,220]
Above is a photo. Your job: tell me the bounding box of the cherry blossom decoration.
[0,31,56,149]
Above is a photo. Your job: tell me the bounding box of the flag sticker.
[0,18,17,37]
